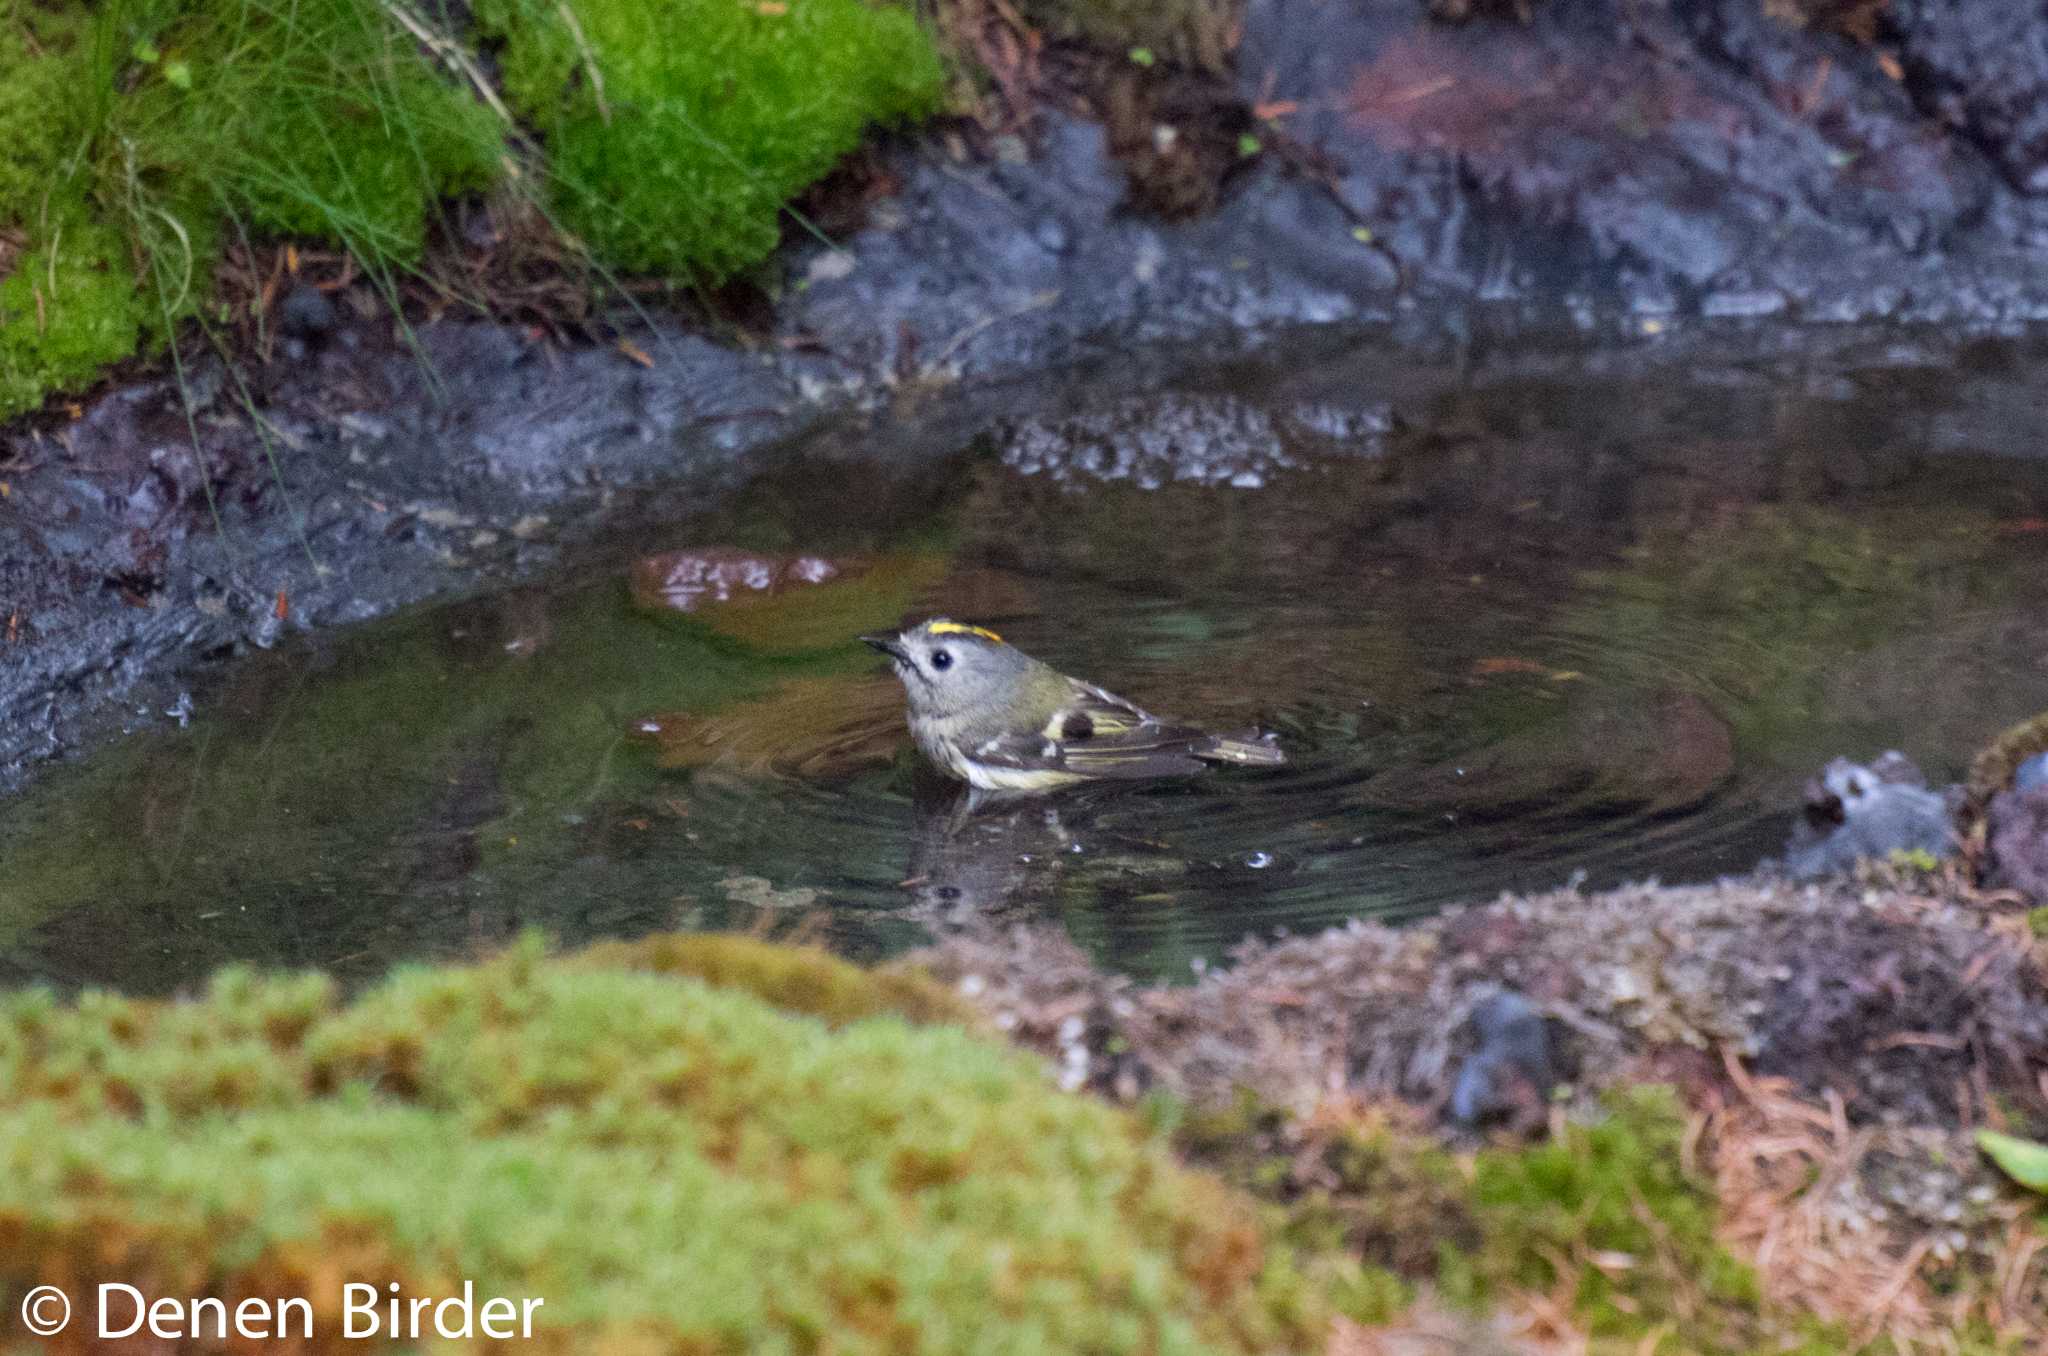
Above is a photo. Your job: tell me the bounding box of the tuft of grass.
[0,934,1333,1353]
[0,0,506,419]
[102,0,506,271]
[475,0,946,280]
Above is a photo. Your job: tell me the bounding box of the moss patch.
[1455,1087,1762,1345]
[1173,1089,1766,1348]
[0,209,149,417]
[1,0,950,417]
[0,2,90,216]
[477,0,945,280]
[0,935,1331,1353]
[0,0,503,418]
[0,5,135,417]
[107,0,505,266]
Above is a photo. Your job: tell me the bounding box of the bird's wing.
[971,683,1253,780]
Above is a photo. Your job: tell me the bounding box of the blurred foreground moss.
[572,931,984,1029]
[0,934,1333,1353]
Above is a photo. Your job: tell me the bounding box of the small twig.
[555,2,611,124]
[1858,1234,1934,1342]
[923,288,1058,371]
[382,0,516,125]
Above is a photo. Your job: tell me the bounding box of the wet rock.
[1781,752,1957,879]
[1890,0,2048,195]
[1448,989,1557,1131]
[277,283,339,339]
[1237,0,2048,319]
[2017,751,2048,794]
[1001,395,1301,489]
[1984,782,2048,903]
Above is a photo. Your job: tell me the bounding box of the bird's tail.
[1195,730,1287,768]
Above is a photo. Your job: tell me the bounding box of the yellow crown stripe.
[927,621,1004,643]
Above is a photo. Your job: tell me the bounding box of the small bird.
[862,618,1286,792]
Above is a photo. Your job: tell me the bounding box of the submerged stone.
[627,549,948,654]
[629,547,846,614]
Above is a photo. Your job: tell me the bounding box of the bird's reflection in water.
[899,774,1082,925]
[895,771,1203,966]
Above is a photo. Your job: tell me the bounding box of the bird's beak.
[860,633,907,662]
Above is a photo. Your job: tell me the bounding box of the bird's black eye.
[930,649,953,671]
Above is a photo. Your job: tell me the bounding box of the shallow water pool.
[5,329,2047,990]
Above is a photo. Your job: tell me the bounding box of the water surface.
[6,330,2047,989]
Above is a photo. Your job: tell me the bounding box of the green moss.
[105,0,504,268]
[0,2,90,218]
[0,208,149,418]
[3,0,951,413]
[0,0,504,416]
[0,935,1329,1353]
[1178,1087,1791,1350]
[476,0,945,279]
[1456,1086,1761,1345]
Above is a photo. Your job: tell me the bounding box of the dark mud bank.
[12,0,2048,789]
